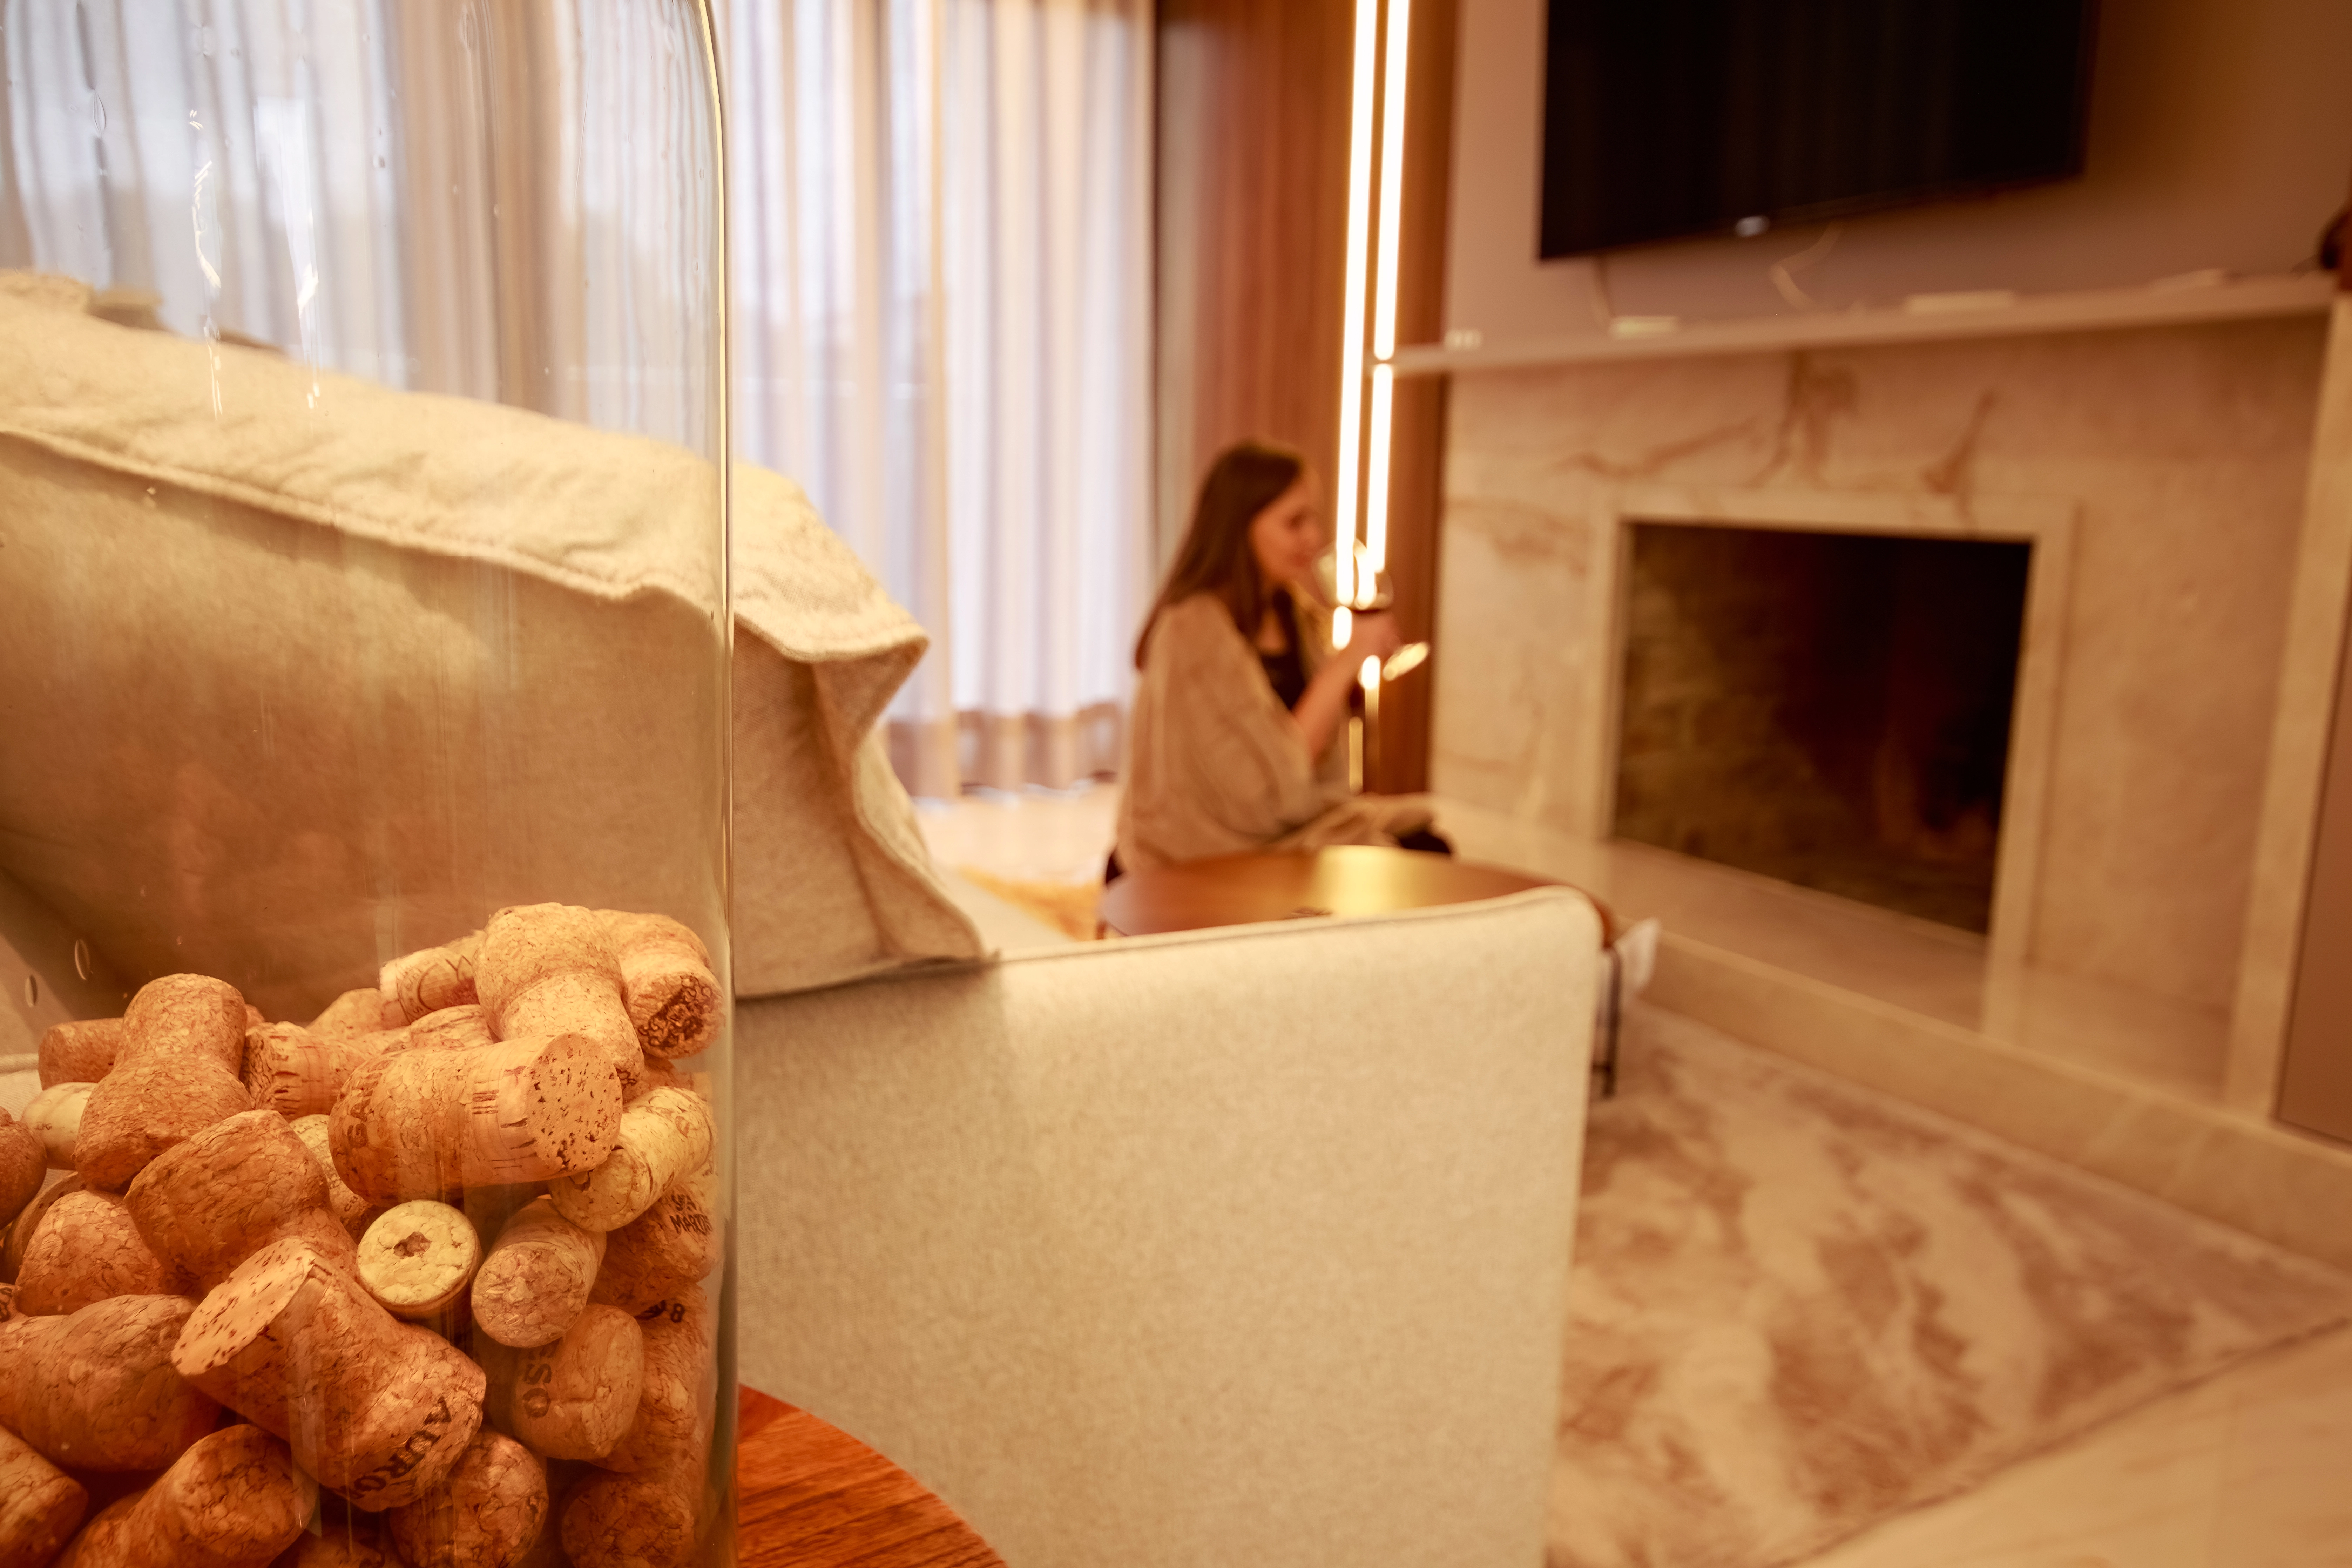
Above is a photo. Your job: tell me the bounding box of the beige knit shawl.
[1115,593,1429,870]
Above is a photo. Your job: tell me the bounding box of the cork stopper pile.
[0,905,726,1568]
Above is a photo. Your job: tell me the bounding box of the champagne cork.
[0,1110,45,1230]
[15,1190,181,1316]
[0,1421,87,1567]
[479,1304,644,1462]
[385,1431,549,1568]
[53,1422,311,1568]
[478,905,646,1099]
[24,1081,94,1169]
[357,1202,482,1320]
[310,988,392,1040]
[561,1457,701,1568]
[244,1022,411,1120]
[588,1160,719,1316]
[547,1088,713,1234]
[601,912,722,1062]
[501,1492,579,1568]
[0,1294,219,1472]
[38,1018,122,1089]
[473,1198,603,1349]
[407,1005,496,1053]
[126,1110,360,1292]
[289,1116,379,1241]
[330,1035,622,1205]
[76,975,254,1192]
[590,1286,714,1476]
[173,1239,485,1510]
[242,1022,341,1119]
[381,932,484,1026]
[2,1174,85,1283]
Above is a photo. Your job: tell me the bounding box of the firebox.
[1612,522,2032,933]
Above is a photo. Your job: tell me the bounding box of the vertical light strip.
[1364,362,1395,574]
[1332,0,1381,619]
[1371,0,1412,361]
[1365,0,1412,573]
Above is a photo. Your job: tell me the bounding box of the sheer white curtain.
[2,0,719,454]
[5,0,411,389]
[725,0,1153,796]
[7,0,1148,797]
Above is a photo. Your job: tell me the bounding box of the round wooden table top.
[1098,844,1564,937]
[739,1386,1005,1567]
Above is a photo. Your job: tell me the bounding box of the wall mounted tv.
[1540,0,2098,258]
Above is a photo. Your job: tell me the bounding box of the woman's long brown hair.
[1134,441,1306,668]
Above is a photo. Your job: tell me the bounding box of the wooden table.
[738,1387,1005,1567]
[1098,843,1567,937]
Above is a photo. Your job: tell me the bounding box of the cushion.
[0,272,979,1020]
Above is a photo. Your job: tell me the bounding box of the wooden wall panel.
[1374,0,1458,793]
[1156,0,1354,544]
[1156,0,1456,791]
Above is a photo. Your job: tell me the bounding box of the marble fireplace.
[1431,322,2312,995]
[1545,480,2074,967]
[1613,519,2034,934]
[1423,314,2352,1267]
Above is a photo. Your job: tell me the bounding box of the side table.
[738,1387,1005,1567]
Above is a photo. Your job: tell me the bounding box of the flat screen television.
[1540,0,2098,258]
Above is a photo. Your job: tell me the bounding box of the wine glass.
[1317,541,1427,681]
[1317,539,1395,613]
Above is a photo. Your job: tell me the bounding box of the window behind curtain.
[725,0,1153,797]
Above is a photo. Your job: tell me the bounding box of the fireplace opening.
[1613,522,2032,933]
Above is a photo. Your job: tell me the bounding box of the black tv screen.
[1540,0,2097,258]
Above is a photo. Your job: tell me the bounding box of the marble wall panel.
[1435,318,2327,1007]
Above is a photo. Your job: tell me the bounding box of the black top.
[1260,590,1308,711]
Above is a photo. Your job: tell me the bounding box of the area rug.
[954,866,1104,941]
[1553,1009,2352,1568]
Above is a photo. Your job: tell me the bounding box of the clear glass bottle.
[0,5,734,1563]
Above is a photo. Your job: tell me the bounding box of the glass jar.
[0,5,734,1564]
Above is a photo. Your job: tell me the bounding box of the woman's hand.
[1339,610,1404,666]
[1292,610,1403,763]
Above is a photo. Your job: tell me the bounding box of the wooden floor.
[738,1388,1005,1568]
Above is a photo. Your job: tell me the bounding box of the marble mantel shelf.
[1391,271,2336,378]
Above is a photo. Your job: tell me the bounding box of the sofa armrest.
[735,887,1600,1568]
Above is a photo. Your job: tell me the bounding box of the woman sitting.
[1113,440,1444,877]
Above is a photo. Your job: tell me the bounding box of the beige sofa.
[0,271,981,1031]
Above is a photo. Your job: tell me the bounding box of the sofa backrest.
[0,273,977,1022]
[735,888,1601,1568]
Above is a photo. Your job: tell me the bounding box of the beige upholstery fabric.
[736,889,1601,1568]
[0,273,978,1018]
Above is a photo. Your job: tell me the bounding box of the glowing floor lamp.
[1331,0,1425,793]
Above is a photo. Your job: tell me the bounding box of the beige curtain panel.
[726,0,1155,796]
